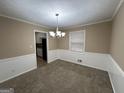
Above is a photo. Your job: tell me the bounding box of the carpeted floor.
[37,56,47,68]
[0,60,113,93]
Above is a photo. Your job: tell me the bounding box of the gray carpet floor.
[0,60,113,93]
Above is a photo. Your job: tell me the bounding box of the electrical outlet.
[77,59,82,63]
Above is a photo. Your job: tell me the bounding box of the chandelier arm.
[56,13,59,32]
[49,13,65,38]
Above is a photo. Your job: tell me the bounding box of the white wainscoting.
[0,54,37,83]
[107,55,124,93]
[0,50,59,83]
[0,49,124,93]
[49,49,124,93]
[48,50,59,63]
[58,49,108,71]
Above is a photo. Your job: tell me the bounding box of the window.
[69,30,85,52]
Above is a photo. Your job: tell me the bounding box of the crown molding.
[0,14,112,31]
[63,18,112,30]
[0,0,123,30]
[112,0,124,19]
[0,14,54,30]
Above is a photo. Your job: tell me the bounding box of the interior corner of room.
[0,0,124,93]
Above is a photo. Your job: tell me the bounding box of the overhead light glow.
[49,31,55,37]
[49,13,66,38]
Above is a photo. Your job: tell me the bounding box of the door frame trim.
[34,30,49,65]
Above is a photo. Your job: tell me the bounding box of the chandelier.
[49,14,66,37]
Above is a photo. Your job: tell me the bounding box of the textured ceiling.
[0,0,120,28]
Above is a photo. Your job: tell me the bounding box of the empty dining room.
[0,0,124,93]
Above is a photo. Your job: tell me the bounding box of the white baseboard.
[0,49,59,83]
[0,54,37,83]
[108,73,116,93]
[49,49,124,93]
[48,50,59,63]
[0,66,37,84]
[107,55,124,76]
[57,49,109,71]
[107,55,124,93]
[0,50,124,93]
[108,72,124,93]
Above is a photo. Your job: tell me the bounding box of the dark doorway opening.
[35,32,47,68]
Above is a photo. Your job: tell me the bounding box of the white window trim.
[69,30,86,52]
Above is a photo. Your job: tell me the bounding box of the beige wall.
[110,2,124,70]
[58,21,112,53]
[0,16,56,59]
[57,31,69,49]
[0,15,113,59]
[0,16,112,59]
[49,35,57,50]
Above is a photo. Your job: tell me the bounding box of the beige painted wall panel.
[110,3,124,70]
[0,16,56,59]
[0,16,112,59]
[48,35,57,50]
[86,22,112,53]
[57,31,69,49]
[58,21,112,53]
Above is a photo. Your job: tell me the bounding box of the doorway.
[35,31,48,68]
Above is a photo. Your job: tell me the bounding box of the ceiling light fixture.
[49,14,66,38]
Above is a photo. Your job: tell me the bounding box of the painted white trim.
[81,19,112,27]
[0,49,124,93]
[64,0,124,30]
[64,19,112,30]
[56,49,109,71]
[107,55,124,77]
[0,66,36,83]
[49,49,124,93]
[0,14,52,29]
[108,73,116,93]
[0,0,122,30]
[112,0,124,19]
[34,30,49,63]
[107,55,124,93]
[84,30,86,52]
[0,53,37,83]
[69,30,86,52]
[0,14,112,30]
[108,72,124,93]
[49,49,124,75]
[0,49,59,83]
[48,50,59,63]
